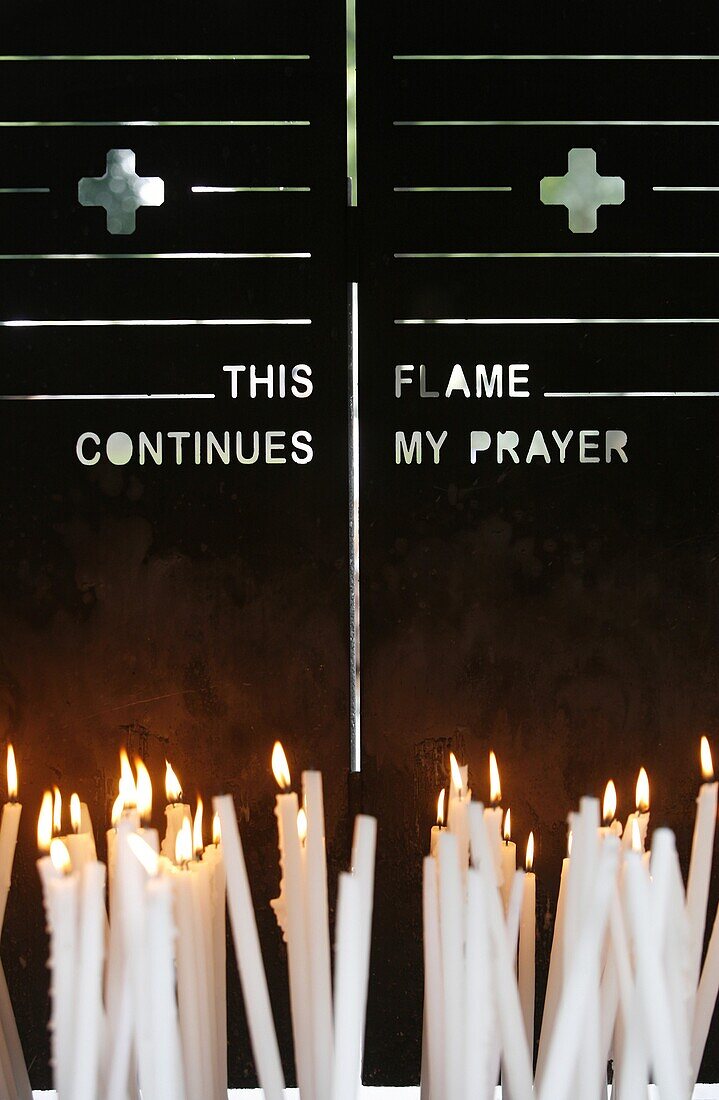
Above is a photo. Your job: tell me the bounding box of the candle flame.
[50,838,71,874]
[119,749,137,809]
[489,750,501,805]
[526,831,535,872]
[631,817,642,853]
[6,745,17,802]
[567,830,573,858]
[449,752,464,796]
[175,817,192,866]
[135,758,152,823]
[38,790,53,853]
[701,736,714,782]
[503,807,512,842]
[111,791,124,827]
[70,793,82,834]
[272,741,291,790]
[297,806,308,844]
[436,788,446,827]
[193,797,204,855]
[635,767,650,813]
[127,833,159,877]
[603,780,617,825]
[165,760,183,803]
[52,786,62,834]
[212,812,222,846]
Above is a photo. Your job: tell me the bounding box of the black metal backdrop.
[356,0,719,1087]
[0,1,349,1088]
[1,0,719,1088]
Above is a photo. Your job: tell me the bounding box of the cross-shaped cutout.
[540,148,625,234]
[78,149,164,235]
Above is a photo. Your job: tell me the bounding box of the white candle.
[500,808,516,912]
[422,856,444,1100]
[117,813,154,1099]
[71,860,106,1100]
[687,736,718,990]
[64,795,94,879]
[45,839,79,1099]
[0,745,32,1100]
[464,868,493,1100]
[349,813,377,1063]
[622,767,650,850]
[203,821,227,1098]
[0,752,21,931]
[331,870,362,1100]
[333,814,376,1100]
[303,769,333,1100]
[271,753,314,1100]
[162,759,191,861]
[430,789,446,859]
[447,754,470,873]
[538,835,619,1100]
[437,831,465,1100]
[213,794,284,1100]
[624,845,689,1099]
[189,855,218,1099]
[484,750,504,886]
[519,833,536,1053]
[173,820,205,1100]
[468,802,533,1100]
[145,869,187,1100]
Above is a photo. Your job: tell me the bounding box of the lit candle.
[0,746,31,1100]
[447,753,471,874]
[213,793,284,1100]
[45,838,79,1099]
[63,793,94,877]
[601,780,623,839]
[302,768,333,1100]
[687,736,718,990]
[429,789,446,858]
[173,818,205,1100]
[0,747,21,933]
[162,760,191,862]
[519,833,536,1052]
[269,742,314,1100]
[622,767,650,850]
[500,808,516,913]
[483,751,503,887]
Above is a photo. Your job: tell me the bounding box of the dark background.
[1,0,719,1089]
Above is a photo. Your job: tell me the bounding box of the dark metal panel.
[357,0,719,1087]
[0,0,350,1088]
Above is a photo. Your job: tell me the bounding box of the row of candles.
[422,740,719,1100]
[0,743,376,1100]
